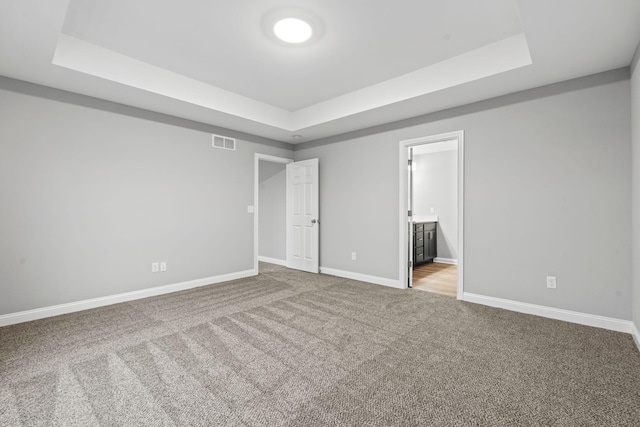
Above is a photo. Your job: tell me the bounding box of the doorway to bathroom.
[399,131,464,299]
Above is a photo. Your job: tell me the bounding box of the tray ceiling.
[1,0,640,142]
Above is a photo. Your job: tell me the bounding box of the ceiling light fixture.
[262,8,322,47]
[273,18,313,44]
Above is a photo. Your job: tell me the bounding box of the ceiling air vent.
[212,134,236,151]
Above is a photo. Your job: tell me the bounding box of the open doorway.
[411,140,458,296]
[399,131,464,299]
[253,154,292,274]
[253,154,320,275]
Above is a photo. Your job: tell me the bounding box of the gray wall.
[0,77,292,315]
[296,135,400,280]
[413,149,458,260]
[632,44,640,332]
[295,69,632,320]
[258,161,286,261]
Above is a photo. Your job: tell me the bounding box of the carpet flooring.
[1,262,639,426]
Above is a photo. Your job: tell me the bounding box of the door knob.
[311,219,319,224]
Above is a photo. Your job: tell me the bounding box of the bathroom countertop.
[412,215,438,223]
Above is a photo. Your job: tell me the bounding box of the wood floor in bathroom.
[412,262,457,297]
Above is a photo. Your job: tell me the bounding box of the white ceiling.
[1,0,640,143]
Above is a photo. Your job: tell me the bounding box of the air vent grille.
[212,134,236,151]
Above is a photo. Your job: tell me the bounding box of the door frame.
[398,130,465,299]
[253,153,293,275]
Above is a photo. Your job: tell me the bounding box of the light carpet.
[1,262,639,426]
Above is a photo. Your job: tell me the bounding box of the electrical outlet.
[160,261,167,272]
[546,276,557,289]
[152,262,159,273]
[351,252,356,261]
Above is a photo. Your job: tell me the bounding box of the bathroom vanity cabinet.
[413,221,437,266]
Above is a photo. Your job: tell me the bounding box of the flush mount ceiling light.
[273,18,313,43]
[263,8,322,47]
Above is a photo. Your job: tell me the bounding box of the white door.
[286,158,319,273]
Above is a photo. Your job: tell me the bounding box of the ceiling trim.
[293,33,532,130]
[52,31,532,133]
[0,74,292,150]
[294,67,630,150]
[52,34,292,129]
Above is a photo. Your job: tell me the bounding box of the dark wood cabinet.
[413,221,437,266]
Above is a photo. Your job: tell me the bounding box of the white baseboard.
[258,256,287,266]
[632,322,640,352]
[320,267,403,289]
[0,269,256,327]
[463,292,634,334]
[434,257,458,265]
